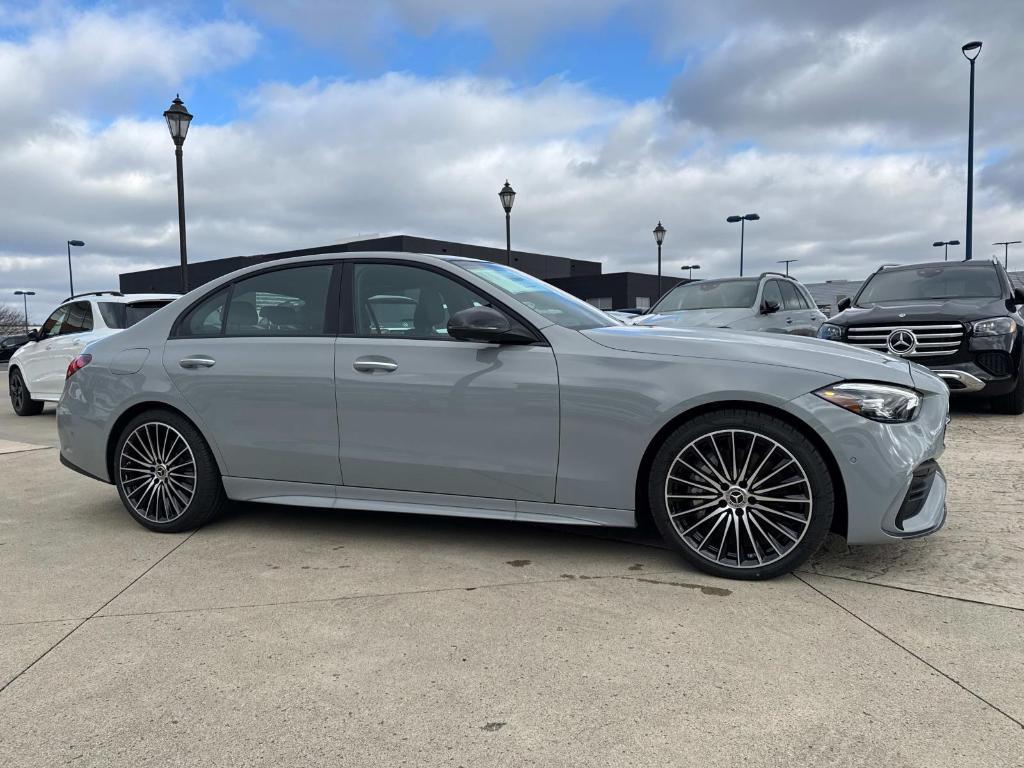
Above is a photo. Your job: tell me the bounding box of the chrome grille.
[846,323,964,358]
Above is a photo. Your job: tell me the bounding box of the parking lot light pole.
[66,240,84,296]
[680,264,700,280]
[993,240,1021,269]
[653,221,666,296]
[726,213,759,276]
[777,258,797,276]
[932,239,961,261]
[164,95,194,293]
[962,41,982,261]
[499,180,516,262]
[14,290,35,333]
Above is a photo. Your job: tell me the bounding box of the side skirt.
[222,477,636,528]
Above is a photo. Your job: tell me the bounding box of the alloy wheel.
[118,422,197,523]
[664,429,813,569]
[10,374,24,410]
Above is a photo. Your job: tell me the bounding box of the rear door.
[163,262,342,486]
[32,302,93,398]
[778,281,818,336]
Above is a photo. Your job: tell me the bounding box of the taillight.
[66,353,92,379]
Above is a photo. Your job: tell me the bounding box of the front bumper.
[789,379,948,545]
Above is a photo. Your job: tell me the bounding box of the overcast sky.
[2,0,1023,322]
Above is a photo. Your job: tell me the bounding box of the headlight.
[972,316,1016,336]
[814,382,921,423]
[817,323,844,341]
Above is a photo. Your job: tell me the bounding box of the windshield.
[856,265,1002,305]
[99,300,174,329]
[453,261,612,330]
[652,279,759,312]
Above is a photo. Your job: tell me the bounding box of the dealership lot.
[1,372,1022,765]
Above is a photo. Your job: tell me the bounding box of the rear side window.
[177,289,229,337]
[224,264,333,336]
[779,281,806,310]
[60,302,93,334]
[100,301,174,329]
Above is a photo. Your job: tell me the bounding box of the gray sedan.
[54,252,949,579]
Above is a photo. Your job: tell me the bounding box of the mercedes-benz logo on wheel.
[887,328,917,355]
[728,489,745,505]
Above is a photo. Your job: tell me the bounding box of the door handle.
[785,317,794,324]
[179,356,216,369]
[353,357,398,374]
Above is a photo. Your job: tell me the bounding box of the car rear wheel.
[9,369,44,416]
[648,409,834,580]
[114,410,226,532]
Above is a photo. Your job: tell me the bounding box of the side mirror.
[27,329,39,342]
[1012,288,1024,307]
[837,297,852,312]
[447,306,534,344]
[760,300,780,315]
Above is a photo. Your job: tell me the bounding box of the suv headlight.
[817,323,843,341]
[972,316,1016,336]
[814,382,921,423]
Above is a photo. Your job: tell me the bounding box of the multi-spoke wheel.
[114,410,225,532]
[649,410,833,580]
[9,368,44,416]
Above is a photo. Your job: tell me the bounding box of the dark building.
[119,235,601,294]
[548,272,688,311]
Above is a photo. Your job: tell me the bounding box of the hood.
[832,296,1009,325]
[581,325,913,385]
[633,307,751,328]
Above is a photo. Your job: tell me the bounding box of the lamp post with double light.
[13,290,35,333]
[777,258,798,276]
[164,95,194,293]
[932,239,960,261]
[726,213,759,276]
[680,264,700,280]
[993,240,1021,270]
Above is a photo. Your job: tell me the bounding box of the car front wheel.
[9,369,44,416]
[648,409,834,580]
[114,410,226,532]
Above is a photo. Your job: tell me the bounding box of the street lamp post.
[962,41,982,261]
[653,221,666,296]
[66,240,85,296]
[726,213,759,276]
[680,264,701,280]
[993,241,1022,269]
[498,180,516,262]
[932,239,961,261]
[13,290,35,333]
[777,258,798,276]
[164,95,194,293]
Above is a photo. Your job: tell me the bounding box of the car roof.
[877,260,999,273]
[62,293,179,305]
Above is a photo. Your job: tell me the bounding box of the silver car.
[635,273,827,336]
[56,252,949,580]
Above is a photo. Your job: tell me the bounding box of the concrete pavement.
[1,398,1022,766]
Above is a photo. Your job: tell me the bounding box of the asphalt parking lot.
[1,362,1022,766]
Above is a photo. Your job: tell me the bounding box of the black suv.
[818,260,1024,414]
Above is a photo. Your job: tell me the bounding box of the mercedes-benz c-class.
[55,252,949,579]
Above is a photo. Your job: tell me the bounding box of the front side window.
[39,306,68,338]
[761,280,783,309]
[453,260,612,330]
[857,265,1003,306]
[224,264,334,336]
[779,281,806,311]
[352,263,486,338]
[653,279,759,312]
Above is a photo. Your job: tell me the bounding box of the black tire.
[990,362,1024,415]
[9,368,44,416]
[113,409,225,532]
[647,409,834,580]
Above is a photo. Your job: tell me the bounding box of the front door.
[335,261,559,502]
[163,262,342,486]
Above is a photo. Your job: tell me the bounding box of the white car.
[8,291,177,415]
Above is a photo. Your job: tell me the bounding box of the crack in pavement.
[793,572,1024,731]
[0,528,201,695]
